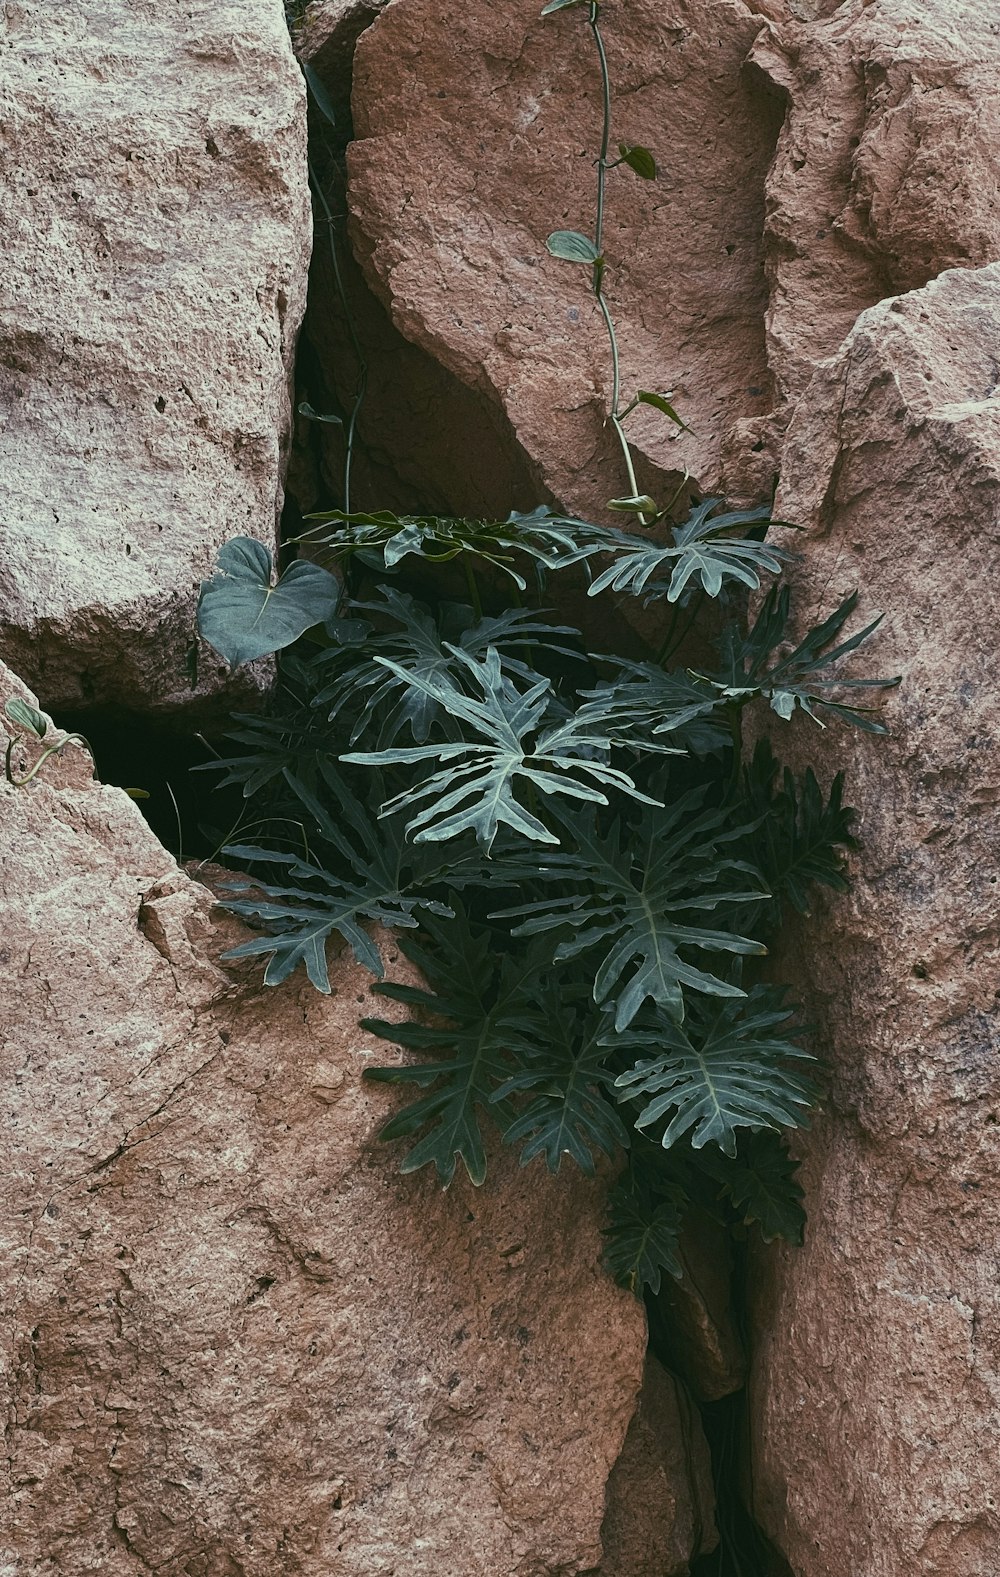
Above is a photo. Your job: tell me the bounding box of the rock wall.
[748,264,1000,1577]
[0,0,311,713]
[6,0,1000,1570]
[0,663,657,1575]
[292,1,1000,1569]
[343,0,783,515]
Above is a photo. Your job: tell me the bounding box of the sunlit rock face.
[0,0,311,714]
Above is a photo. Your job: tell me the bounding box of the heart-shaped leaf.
[546,230,600,264]
[197,537,339,667]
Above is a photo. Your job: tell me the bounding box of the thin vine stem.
[463,554,483,619]
[308,156,368,514]
[4,733,93,787]
[659,588,706,665]
[587,3,649,523]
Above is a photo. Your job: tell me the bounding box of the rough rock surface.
[654,1207,746,1403]
[0,661,656,1575]
[752,0,1000,407]
[596,1357,717,1577]
[0,0,311,713]
[292,1,543,522]
[336,0,1000,514]
[346,0,782,515]
[748,264,1000,1576]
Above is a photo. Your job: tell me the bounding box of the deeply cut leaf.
[614,988,818,1156]
[603,1176,685,1294]
[343,645,657,850]
[497,793,766,1028]
[361,916,538,1185]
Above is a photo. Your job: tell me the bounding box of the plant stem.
[659,589,705,665]
[591,2,611,259]
[4,733,94,787]
[587,3,649,524]
[308,158,368,514]
[728,702,744,792]
[463,555,483,619]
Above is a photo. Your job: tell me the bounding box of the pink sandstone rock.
[748,263,1000,1577]
[0,660,681,1576]
[752,0,1000,406]
[344,0,781,516]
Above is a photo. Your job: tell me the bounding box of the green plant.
[195,499,896,1292]
[192,0,898,1297]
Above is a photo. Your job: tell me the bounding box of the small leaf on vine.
[4,697,47,739]
[637,390,689,430]
[618,142,657,180]
[608,495,659,515]
[541,0,586,13]
[546,230,600,264]
[299,402,344,426]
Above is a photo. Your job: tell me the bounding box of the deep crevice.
[688,1390,795,1577]
[285,4,545,529]
[54,707,245,862]
[647,1247,797,1577]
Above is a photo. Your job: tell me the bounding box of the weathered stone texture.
[654,1208,746,1403]
[748,265,1000,1576]
[752,0,1000,406]
[345,0,781,515]
[0,663,652,1575]
[0,0,311,713]
[596,1357,717,1577]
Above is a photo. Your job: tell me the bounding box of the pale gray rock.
[0,1,312,713]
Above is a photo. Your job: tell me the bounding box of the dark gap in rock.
[686,1390,795,1577]
[55,707,246,862]
[691,1396,797,1577]
[648,1245,796,1577]
[285,4,545,527]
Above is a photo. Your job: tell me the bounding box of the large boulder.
[0,661,676,1575]
[0,0,311,714]
[752,0,1000,406]
[344,0,781,515]
[747,264,1000,1575]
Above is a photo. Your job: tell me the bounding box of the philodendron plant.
[191,0,897,1294]
[194,499,895,1292]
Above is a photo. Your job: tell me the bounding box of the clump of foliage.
[193,0,896,1296]
[195,504,894,1292]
